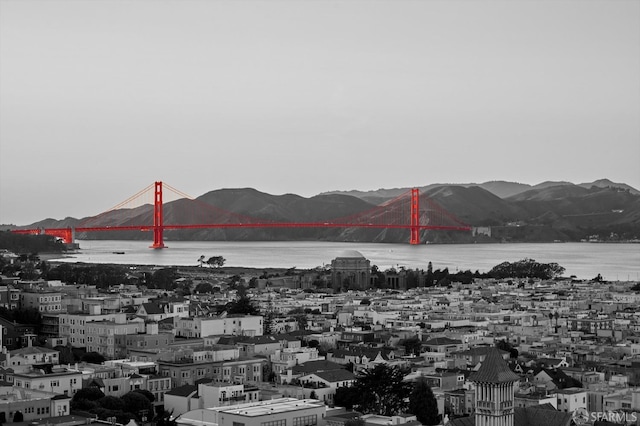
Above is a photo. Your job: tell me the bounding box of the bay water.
[49,240,640,282]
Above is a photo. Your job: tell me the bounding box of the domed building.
[330,250,370,291]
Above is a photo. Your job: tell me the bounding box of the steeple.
[469,348,520,383]
[469,348,519,426]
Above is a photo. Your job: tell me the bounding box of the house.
[157,356,265,387]
[13,366,83,396]
[136,303,168,321]
[164,384,199,418]
[554,387,587,413]
[6,346,60,372]
[533,369,581,391]
[0,317,37,350]
[297,369,356,405]
[422,337,463,354]
[328,347,397,372]
[452,347,510,367]
[166,381,261,417]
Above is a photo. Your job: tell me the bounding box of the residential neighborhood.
[1,250,640,426]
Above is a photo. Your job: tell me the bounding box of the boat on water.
[112,251,125,254]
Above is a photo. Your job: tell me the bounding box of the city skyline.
[1,0,639,225]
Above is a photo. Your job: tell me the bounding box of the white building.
[13,367,83,397]
[555,388,588,413]
[175,315,264,338]
[177,398,325,426]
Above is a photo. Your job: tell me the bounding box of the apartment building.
[13,367,83,397]
[0,385,71,423]
[175,315,263,338]
[59,311,145,356]
[158,356,266,388]
[19,290,63,313]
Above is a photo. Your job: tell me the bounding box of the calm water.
[49,240,640,281]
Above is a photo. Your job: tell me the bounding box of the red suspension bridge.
[13,181,472,248]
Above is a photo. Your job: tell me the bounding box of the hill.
[14,180,640,244]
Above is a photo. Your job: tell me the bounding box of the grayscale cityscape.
[1,2,639,426]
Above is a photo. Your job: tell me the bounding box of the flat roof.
[208,398,323,417]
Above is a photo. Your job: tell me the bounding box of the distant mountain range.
[17,178,640,244]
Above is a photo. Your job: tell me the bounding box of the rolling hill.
[14,180,640,244]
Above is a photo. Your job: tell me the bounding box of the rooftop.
[209,397,323,417]
[468,348,520,384]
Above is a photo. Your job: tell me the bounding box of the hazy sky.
[1,0,639,225]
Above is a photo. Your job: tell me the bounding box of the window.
[261,421,286,426]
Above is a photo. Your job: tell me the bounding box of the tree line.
[370,258,566,289]
[71,387,164,425]
[0,231,67,253]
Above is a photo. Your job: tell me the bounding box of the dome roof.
[336,250,365,258]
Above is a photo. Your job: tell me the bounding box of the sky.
[1,0,639,225]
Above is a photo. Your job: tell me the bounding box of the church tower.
[469,349,519,426]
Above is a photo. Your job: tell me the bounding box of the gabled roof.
[10,346,57,356]
[86,377,105,388]
[331,347,395,361]
[292,360,345,374]
[165,384,198,397]
[514,403,572,426]
[305,369,355,383]
[423,337,462,346]
[236,335,280,345]
[448,415,475,426]
[140,303,164,315]
[468,348,520,383]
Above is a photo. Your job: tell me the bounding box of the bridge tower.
[150,181,166,249]
[410,188,420,245]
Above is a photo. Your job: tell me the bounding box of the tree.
[334,385,361,410]
[149,268,180,290]
[207,256,226,268]
[402,336,422,356]
[496,340,518,358]
[489,258,565,280]
[352,364,411,416]
[132,389,155,403]
[82,351,106,364]
[121,391,153,420]
[409,378,440,425]
[195,282,214,294]
[287,307,308,331]
[227,286,260,315]
[73,387,105,403]
[98,395,126,411]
